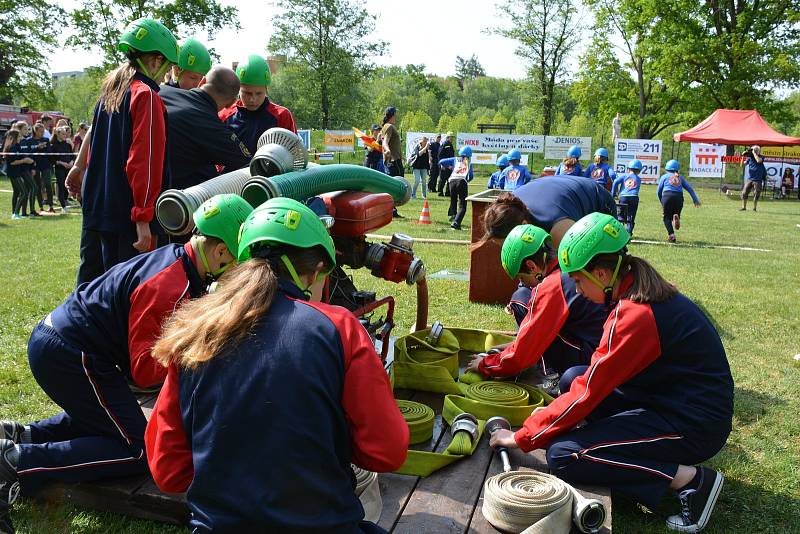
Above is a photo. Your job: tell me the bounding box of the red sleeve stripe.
[528,303,622,443]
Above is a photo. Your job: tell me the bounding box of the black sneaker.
[0,424,23,445]
[666,467,724,533]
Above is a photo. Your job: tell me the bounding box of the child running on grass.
[612,158,643,235]
[489,212,733,534]
[657,159,700,243]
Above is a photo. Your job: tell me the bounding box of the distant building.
[52,70,84,81]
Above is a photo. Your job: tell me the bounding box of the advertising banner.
[456,133,544,153]
[745,160,800,188]
[544,136,592,161]
[405,132,437,159]
[613,138,662,183]
[323,130,355,152]
[689,143,725,178]
[297,129,311,150]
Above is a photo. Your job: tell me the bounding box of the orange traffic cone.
[417,200,431,225]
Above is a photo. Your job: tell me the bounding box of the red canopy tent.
[673,109,800,146]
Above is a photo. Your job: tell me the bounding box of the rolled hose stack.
[482,471,607,534]
[156,167,254,236]
[396,400,435,444]
[241,164,411,208]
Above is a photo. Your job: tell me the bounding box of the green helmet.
[501,224,551,279]
[237,198,336,269]
[236,54,271,87]
[558,212,630,274]
[178,38,211,75]
[118,18,179,64]
[193,194,254,256]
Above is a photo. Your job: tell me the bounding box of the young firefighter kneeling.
[489,213,733,533]
[0,194,252,534]
[146,198,409,533]
[467,225,606,394]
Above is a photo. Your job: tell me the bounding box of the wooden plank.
[392,423,495,533]
[131,479,189,525]
[468,448,612,533]
[378,390,447,532]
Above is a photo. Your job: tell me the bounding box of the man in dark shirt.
[160,66,252,192]
[741,145,766,212]
[428,134,441,193]
[437,132,455,196]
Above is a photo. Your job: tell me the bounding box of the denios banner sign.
[613,138,662,183]
[544,136,592,161]
[456,133,544,154]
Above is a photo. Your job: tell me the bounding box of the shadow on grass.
[611,474,800,533]
[733,387,786,427]
[696,302,734,341]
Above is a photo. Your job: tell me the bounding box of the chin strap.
[280,255,315,297]
[196,237,231,284]
[136,57,172,84]
[580,254,623,307]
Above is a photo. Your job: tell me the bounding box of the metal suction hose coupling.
[451,412,479,442]
[425,321,444,345]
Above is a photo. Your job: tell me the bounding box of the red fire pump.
[319,191,428,361]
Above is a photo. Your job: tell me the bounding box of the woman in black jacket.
[50,126,75,214]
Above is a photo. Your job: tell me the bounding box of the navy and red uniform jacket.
[145,280,408,532]
[479,262,606,377]
[82,73,169,233]
[49,244,205,388]
[513,175,616,232]
[514,273,734,452]
[219,98,297,155]
[159,85,252,190]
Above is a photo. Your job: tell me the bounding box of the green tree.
[400,110,435,133]
[492,0,580,135]
[454,54,485,90]
[0,0,65,105]
[53,72,104,123]
[68,0,239,67]
[269,0,386,129]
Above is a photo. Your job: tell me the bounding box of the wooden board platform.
[35,367,611,532]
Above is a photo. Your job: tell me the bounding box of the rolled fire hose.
[241,164,411,208]
[352,465,382,523]
[482,471,607,534]
[156,167,254,236]
[396,400,435,444]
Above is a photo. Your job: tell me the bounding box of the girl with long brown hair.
[76,18,178,286]
[146,198,408,533]
[2,130,33,219]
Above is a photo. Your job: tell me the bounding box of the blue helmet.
[567,145,582,158]
[497,154,509,167]
[507,148,522,161]
[458,146,473,158]
[627,159,643,171]
[665,159,680,171]
[594,147,609,159]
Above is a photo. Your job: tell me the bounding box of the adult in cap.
[220,54,297,154]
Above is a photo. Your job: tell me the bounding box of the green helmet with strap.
[118,18,179,64]
[237,198,336,271]
[501,224,551,279]
[177,38,211,75]
[236,54,271,87]
[193,194,253,255]
[558,212,630,300]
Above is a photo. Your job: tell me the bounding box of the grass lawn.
[0,177,798,533]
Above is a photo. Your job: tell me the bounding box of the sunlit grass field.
[0,177,798,533]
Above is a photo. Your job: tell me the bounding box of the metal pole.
[671,139,675,159]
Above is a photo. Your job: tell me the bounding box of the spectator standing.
[741,145,766,211]
[363,124,383,171]
[31,123,56,213]
[381,106,403,177]
[50,126,75,214]
[437,131,455,196]
[40,115,54,141]
[611,113,621,143]
[72,122,88,153]
[410,136,430,199]
[17,122,40,217]
[2,130,33,219]
[427,134,441,193]
[159,66,252,192]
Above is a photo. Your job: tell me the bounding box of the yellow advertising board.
[323,130,355,152]
[762,146,800,158]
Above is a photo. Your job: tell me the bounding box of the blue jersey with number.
[612,172,641,197]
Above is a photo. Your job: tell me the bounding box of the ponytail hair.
[584,253,678,303]
[100,60,138,114]
[473,192,531,250]
[152,243,331,369]
[2,130,20,152]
